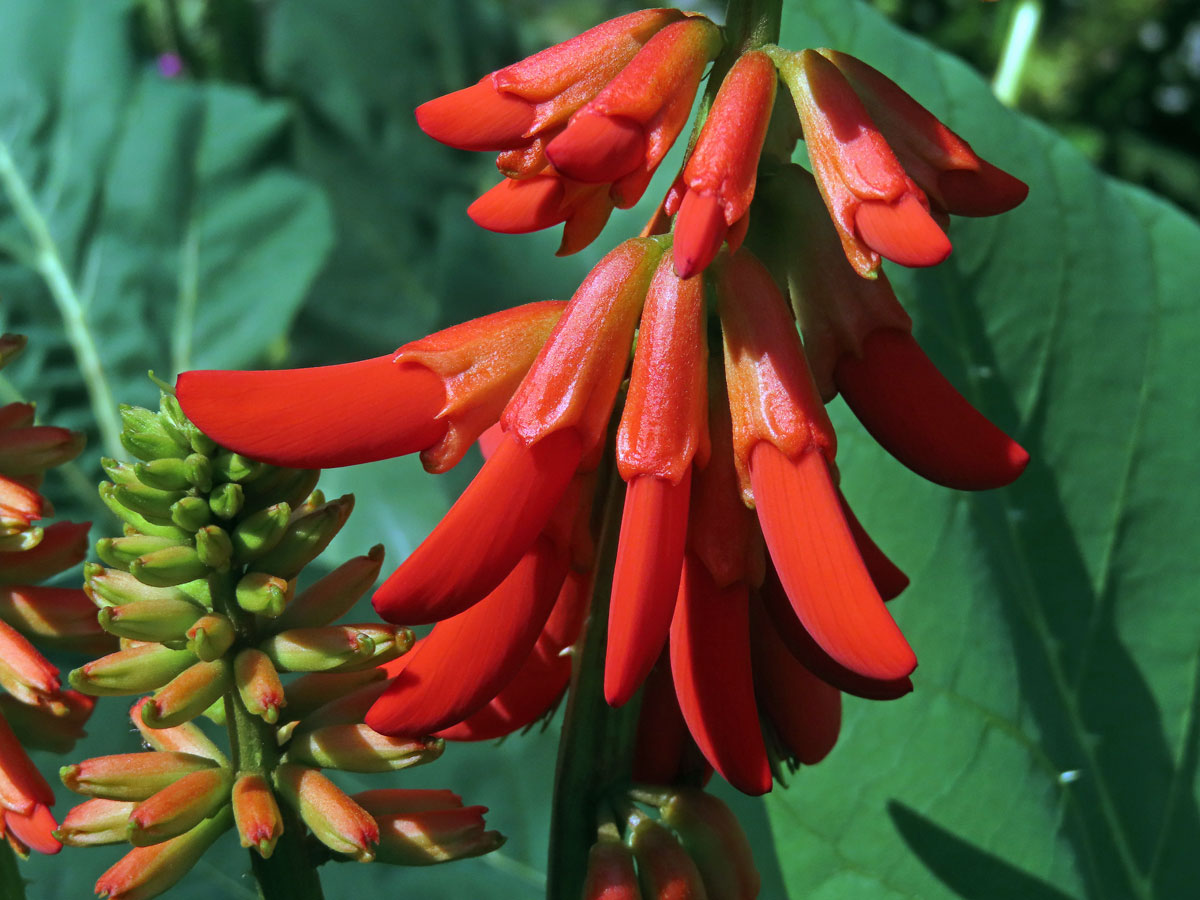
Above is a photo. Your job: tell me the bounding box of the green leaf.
[0,0,332,475]
[767,3,1200,899]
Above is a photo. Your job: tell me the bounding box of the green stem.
[210,576,325,900]
[992,0,1043,106]
[0,141,123,458]
[546,466,643,900]
[0,841,26,900]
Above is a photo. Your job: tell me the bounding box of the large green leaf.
[0,0,332,478]
[766,3,1200,898]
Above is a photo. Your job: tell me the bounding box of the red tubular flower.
[819,49,1028,217]
[671,50,778,278]
[717,250,917,682]
[178,301,564,473]
[670,553,771,796]
[467,173,616,257]
[607,255,708,706]
[779,49,951,276]
[835,328,1030,490]
[373,239,661,625]
[417,10,685,153]
[545,16,722,187]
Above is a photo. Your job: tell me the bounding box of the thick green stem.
[547,466,644,900]
[0,841,26,900]
[211,576,324,900]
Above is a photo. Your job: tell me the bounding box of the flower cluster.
[59,389,500,899]
[176,2,1030,810]
[0,334,102,856]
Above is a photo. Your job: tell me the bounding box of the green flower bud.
[112,480,186,522]
[213,451,265,484]
[287,725,443,774]
[261,624,411,673]
[119,405,191,461]
[127,766,233,847]
[61,751,220,800]
[170,496,212,532]
[131,697,228,764]
[274,545,385,631]
[55,798,137,846]
[70,644,197,696]
[274,764,378,862]
[84,564,208,608]
[98,598,206,643]
[231,503,291,565]
[99,483,192,540]
[251,495,354,581]
[135,455,211,492]
[130,544,210,587]
[194,525,233,571]
[185,614,236,661]
[241,468,320,514]
[235,572,291,617]
[208,482,244,520]
[142,659,232,729]
[96,535,189,572]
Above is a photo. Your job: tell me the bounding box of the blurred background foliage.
[0,0,1198,898]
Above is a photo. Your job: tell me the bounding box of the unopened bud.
[98,597,205,643]
[129,544,209,587]
[629,814,708,900]
[131,698,228,763]
[261,624,410,673]
[96,535,188,572]
[235,572,291,617]
[234,649,286,724]
[170,496,212,532]
[69,644,196,696]
[55,798,137,846]
[282,669,389,720]
[110,480,185,524]
[231,503,291,564]
[275,764,378,862]
[201,695,227,726]
[293,678,388,733]
[213,451,265,483]
[373,805,503,866]
[100,483,190,540]
[208,482,244,519]
[94,806,232,900]
[251,496,354,580]
[0,425,86,474]
[127,766,232,846]
[657,788,760,900]
[135,455,211,492]
[0,690,93,753]
[287,725,443,773]
[583,827,641,899]
[194,525,233,571]
[84,564,209,608]
[185,614,235,661]
[118,405,190,460]
[274,545,385,630]
[141,660,231,729]
[61,751,220,801]
[0,583,109,652]
[241,468,320,514]
[232,773,283,858]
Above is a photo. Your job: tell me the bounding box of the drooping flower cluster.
[177,8,1029,805]
[0,334,103,857]
[59,389,500,899]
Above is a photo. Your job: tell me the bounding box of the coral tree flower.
[416,9,721,254]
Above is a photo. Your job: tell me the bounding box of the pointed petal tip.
[546,114,645,184]
[854,194,952,268]
[938,160,1029,217]
[468,176,566,235]
[672,190,727,279]
[415,80,535,152]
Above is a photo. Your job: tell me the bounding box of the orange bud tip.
[468,176,566,234]
[176,358,447,469]
[835,329,1029,490]
[672,190,727,279]
[750,443,917,681]
[604,473,690,706]
[937,159,1029,217]
[415,80,535,152]
[853,194,951,268]
[546,114,645,183]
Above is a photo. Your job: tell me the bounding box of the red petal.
[605,472,691,706]
[366,534,567,736]
[372,429,581,624]
[835,328,1029,490]
[760,567,911,700]
[435,568,588,741]
[853,193,951,268]
[752,598,842,765]
[177,357,447,469]
[672,190,728,279]
[415,79,535,152]
[546,113,645,183]
[750,442,917,681]
[0,521,89,585]
[937,159,1029,217]
[670,555,771,795]
[631,654,689,785]
[468,175,567,234]
[838,490,909,600]
[4,804,60,855]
